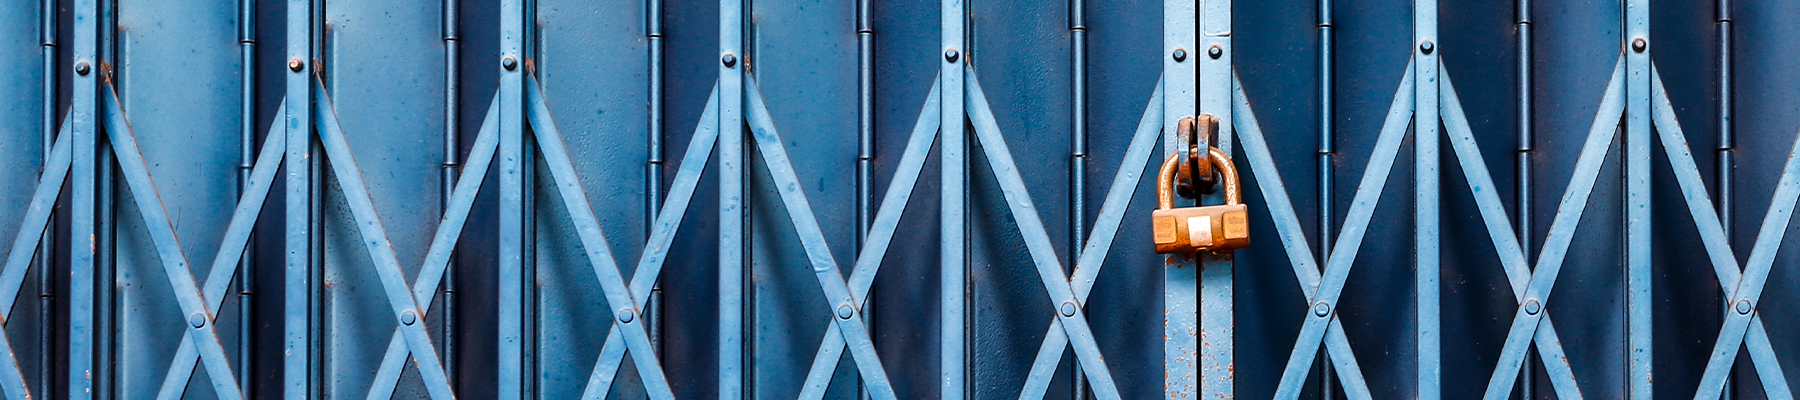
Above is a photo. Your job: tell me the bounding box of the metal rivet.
[189,313,207,328]
[1737,299,1753,315]
[944,48,960,63]
[1171,48,1187,62]
[836,304,855,320]
[502,56,518,70]
[1060,302,1078,317]
[1632,38,1647,52]
[1207,45,1222,59]
[721,53,738,67]
[617,308,636,323]
[1312,302,1330,317]
[1524,300,1542,315]
[288,58,303,72]
[76,62,91,76]
[401,310,418,325]
[1419,40,1435,55]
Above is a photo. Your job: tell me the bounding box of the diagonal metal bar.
[101,84,246,400]
[581,85,717,400]
[964,67,1123,400]
[743,78,900,400]
[1481,58,1625,400]
[798,77,938,400]
[524,76,677,398]
[1437,64,1585,400]
[156,100,286,400]
[1671,66,1800,400]
[1647,65,1792,400]
[1231,71,1375,400]
[0,114,71,400]
[367,94,502,400]
[1269,59,1416,400]
[312,77,458,400]
[1018,76,1160,400]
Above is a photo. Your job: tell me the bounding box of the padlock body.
[1151,204,1249,254]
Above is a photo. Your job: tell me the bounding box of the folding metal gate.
[3,0,1797,398]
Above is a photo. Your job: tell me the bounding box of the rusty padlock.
[1151,145,1249,254]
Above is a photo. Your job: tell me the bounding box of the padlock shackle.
[1158,147,1241,210]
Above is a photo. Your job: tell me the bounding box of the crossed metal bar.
[101,82,250,400]
[309,75,461,399]
[1262,59,1415,400]
[1016,77,1162,400]
[794,76,940,399]
[521,74,678,398]
[963,65,1126,399]
[0,113,69,400]
[1655,61,1800,398]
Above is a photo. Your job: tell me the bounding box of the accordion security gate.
[4,0,1800,398]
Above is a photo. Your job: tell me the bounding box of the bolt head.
[944,48,960,63]
[75,61,91,76]
[288,58,303,72]
[189,313,207,328]
[836,304,855,320]
[1207,45,1222,59]
[1524,300,1542,315]
[1059,302,1078,317]
[1737,299,1753,315]
[1312,302,1331,317]
[1171,48,1187,62]
[502,56,518,70]
[401,310,418,325]
[721,53,738,67]
[617,308,637,323]
[1419,40,1435,55]
[1632,38,1648,52]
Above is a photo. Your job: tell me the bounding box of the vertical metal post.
[69,0,99,394]
[498,0,525,392]
[1413,0,1441,398]
[1514,0,1536,397]
[1162,0,1197,395]
[1315,0,1337,396]
[237,0,259,394]
[645,0,666,356]
[1198,0,1234,396]
[1624,0,1652,397]
[939,0,968,396]
[37,0,57,396]
[719,0,747,394]
[1068,0,1088,396]
[440,0,461,389]
[855,0,876,397]
[283,0,316,396]
[1714,0,1735,394]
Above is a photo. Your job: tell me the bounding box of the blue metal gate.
[2,0,1796,398]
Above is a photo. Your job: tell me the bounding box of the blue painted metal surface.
[8,0,1800,398]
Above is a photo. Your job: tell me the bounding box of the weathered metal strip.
[155,100,287,400]
[101,85,246,400]
[1438,68,1583,399]
[743,78,900,400]
[1272,61,1415,399]
[313,81,458,400]
[966,69,1123,400]
[367,95,500,400]
[800,77,939,400]
[583,85,718,400]
[1020,78,1161,400]
[1481,59,1625,400]
[524,76,677,398]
